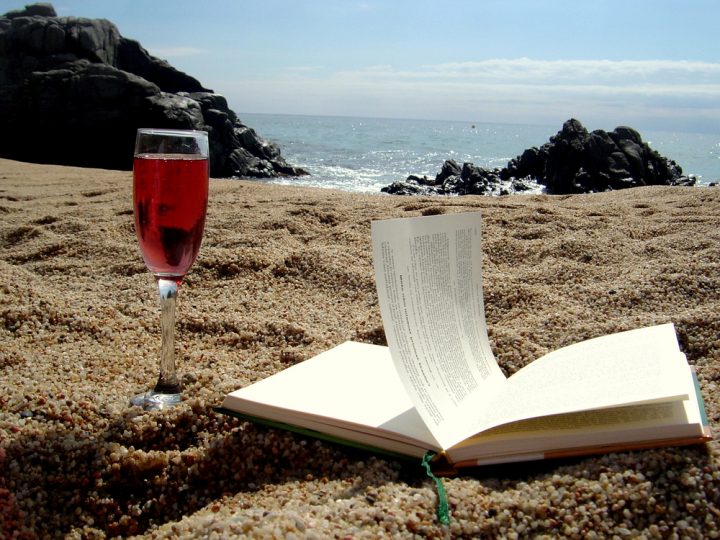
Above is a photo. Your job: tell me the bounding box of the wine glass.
[130,128,209,410]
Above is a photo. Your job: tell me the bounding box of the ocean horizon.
[239,112,720,193]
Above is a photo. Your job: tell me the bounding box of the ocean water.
[240,113,720,193]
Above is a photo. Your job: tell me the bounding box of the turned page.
[372,211,506,448]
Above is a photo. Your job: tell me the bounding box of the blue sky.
[4,1,720,132]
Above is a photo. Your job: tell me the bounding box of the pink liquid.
[133,154,209,279]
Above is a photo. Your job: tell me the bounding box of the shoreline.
[1,158,719,537]
[240,113,720,190]
[2,154,717,196]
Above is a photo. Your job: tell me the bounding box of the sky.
[4,0,720,133]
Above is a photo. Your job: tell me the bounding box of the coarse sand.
[1,158,719,538]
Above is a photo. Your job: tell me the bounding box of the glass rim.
[137,128,208,138]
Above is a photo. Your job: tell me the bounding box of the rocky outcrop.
[0,3,308,178]
[383,119,697,196]
[381,160,535,196]
[502,119,691,194]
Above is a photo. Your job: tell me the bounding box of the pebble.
[1,165,719,538]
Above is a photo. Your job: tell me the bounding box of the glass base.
[130,391,182,411]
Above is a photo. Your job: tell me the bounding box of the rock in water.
[0,3,308,178]
[504,118,690,194]
[384,119,695,196]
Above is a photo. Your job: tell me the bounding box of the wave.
[243,113,719,192]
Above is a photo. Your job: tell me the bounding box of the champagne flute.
[131,128,209,410]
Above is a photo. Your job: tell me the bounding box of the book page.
[221,341,440,449]
[451,401,685,462]
[466,324,692,436]
[372,211,506,448]
[448,362,709,465]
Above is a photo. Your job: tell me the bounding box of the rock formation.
[502,118,691,194]
[0,3,308,178]
[383,119,696,196]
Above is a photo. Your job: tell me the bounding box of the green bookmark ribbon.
[422,451,450,525]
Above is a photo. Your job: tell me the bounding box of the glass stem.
[154,278,181,395]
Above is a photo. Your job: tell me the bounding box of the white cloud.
[331,59,720,89]
[414,59,720,81]
[212,58,720,132]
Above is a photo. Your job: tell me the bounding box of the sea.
[239,113,720,194]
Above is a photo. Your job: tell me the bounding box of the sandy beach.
[1,157,719,538]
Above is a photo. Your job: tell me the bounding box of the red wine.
[133,154,209,279]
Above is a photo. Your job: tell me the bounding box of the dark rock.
[382,118,691,197]
[406,174,435,186]
[441,175,463,193]
[381,161,521,196]
[673,175,700,187]
[0,3,308,178]
[381,180,439,196]
[116,38,207,94]
[435,159,462,183]
[4,2,55,18]
[502,147,546,181]
[461,162,486,183]
[511,118,687,194]
[510,178,534,192]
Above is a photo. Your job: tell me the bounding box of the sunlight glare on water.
[240,113,720,193]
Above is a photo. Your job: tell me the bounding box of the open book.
[218,212,711,469]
